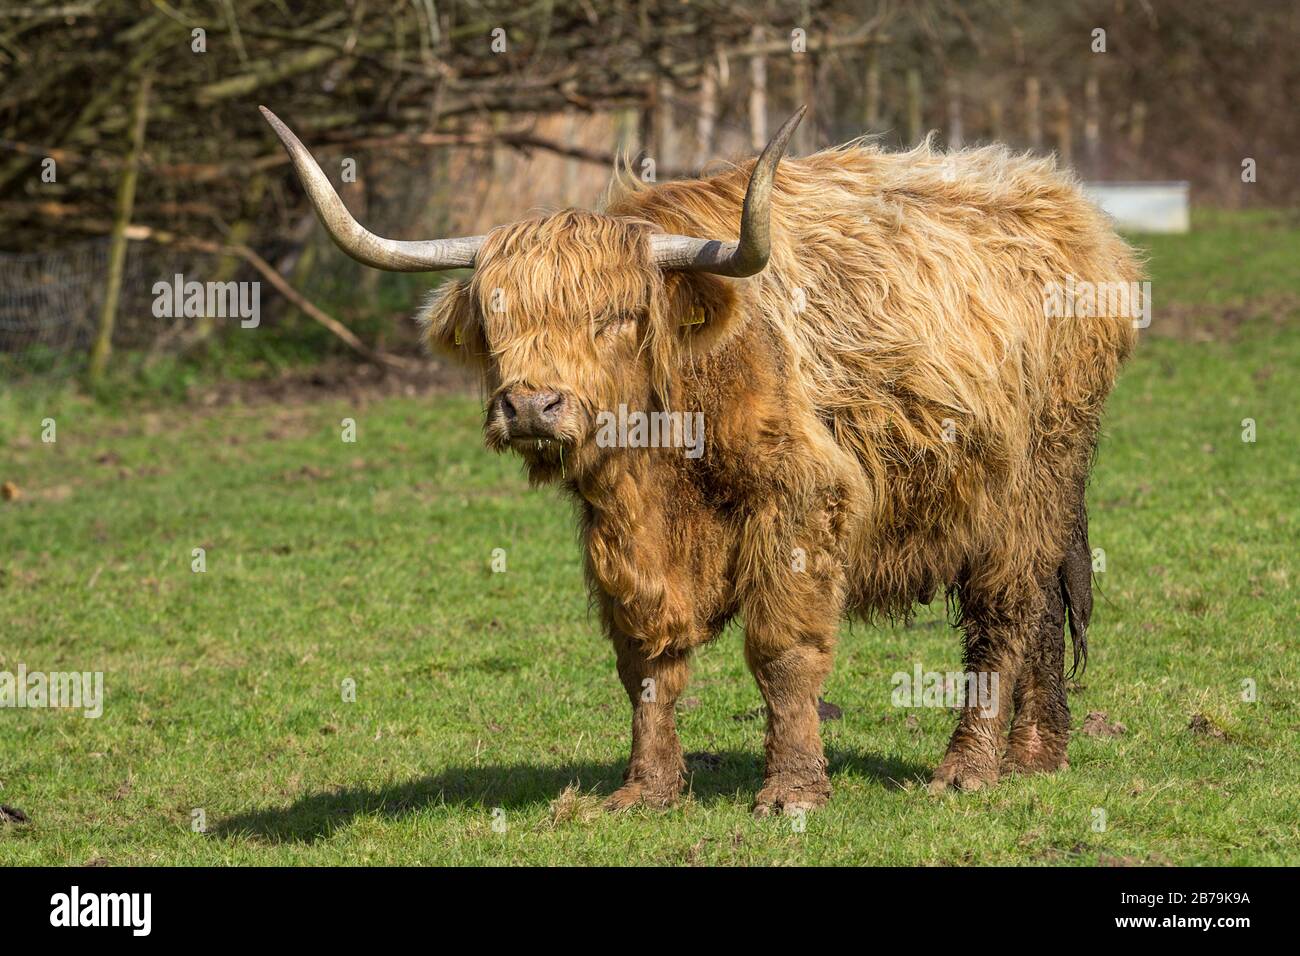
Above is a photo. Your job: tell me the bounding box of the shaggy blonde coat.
[421,137,1140,809]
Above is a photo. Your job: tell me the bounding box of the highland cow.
[263,105,1139,814]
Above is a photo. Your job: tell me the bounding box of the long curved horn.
[260,106,484,272]
[649,106,805,277]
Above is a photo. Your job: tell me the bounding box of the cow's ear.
[417,280,488,366]
[662,271,745,356]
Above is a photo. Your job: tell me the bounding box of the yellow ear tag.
[454,327,463,346]
[680,307,705,328]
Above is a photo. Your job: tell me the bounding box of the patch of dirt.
[1036,844,1170,866]
[191,357,477,408]
[732,701,842,723]
[281,465,333,482]
[1080,710,1127,736]
[0,804,29,824]
[1017,828,1044,848]
[817,698,844,721]
[686,751,723,771]
[30,483,74,502]
[1098,852,1174,867]
[684,837,713,865]
[1152,293,1299,343]
[1188,713,1230,741]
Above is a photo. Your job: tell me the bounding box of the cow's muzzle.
[499,388,570,441]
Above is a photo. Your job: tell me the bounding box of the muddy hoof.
[752,775,830,818]
[1001,748,1069,775]
[604,779,682,812]
[1002,722,1070,775]
[929,752,1000,794]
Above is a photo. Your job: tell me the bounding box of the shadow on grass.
[213,747,929,844]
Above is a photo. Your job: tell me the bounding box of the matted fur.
[417,136,1140,808]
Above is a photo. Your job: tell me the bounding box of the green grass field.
[2,211,1297,865]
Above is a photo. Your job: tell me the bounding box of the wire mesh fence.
[0,239,106,369]
[0,237,234,376]
[0,112,629,377]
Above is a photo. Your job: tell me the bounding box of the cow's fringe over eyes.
[417,209,743,423]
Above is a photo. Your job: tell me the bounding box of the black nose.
[500,388,568,438]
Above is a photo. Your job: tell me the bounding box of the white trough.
[1082,181,1190,234]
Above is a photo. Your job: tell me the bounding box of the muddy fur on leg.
[931,583,1037,793]
[1003,581,1071,773]
[747,642,835,816]
[605,627,690,810]
[1005,495,1093,774]
[741,499,848,817]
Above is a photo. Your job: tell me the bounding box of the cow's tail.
[1059,497,1093,679]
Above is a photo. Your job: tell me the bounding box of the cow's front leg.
[606,627,690,810]
[746,633,836,818]
[741,520,843,817]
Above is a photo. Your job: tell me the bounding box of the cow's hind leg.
[1002,579,1070,773]
[1004,499,1092,774]
[930,582,1037,793]
[606,627,690,811]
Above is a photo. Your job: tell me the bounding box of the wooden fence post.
[1084,73,1101,172]
[655,73,673,167]
[946,77,963,149]
[1054,88,1072,166]
[695,56,718,167]
[616,107,638,158]
[906,68,922,144]
[187,174,264,350]
[638,79,658,166]
[793,53,813,154]
[88,71,151,383]
[864,46,881,131]
[563,108,580,203]
[749,26,768,151]
[1025,75,1042,149]
[1130,100,1146,151]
